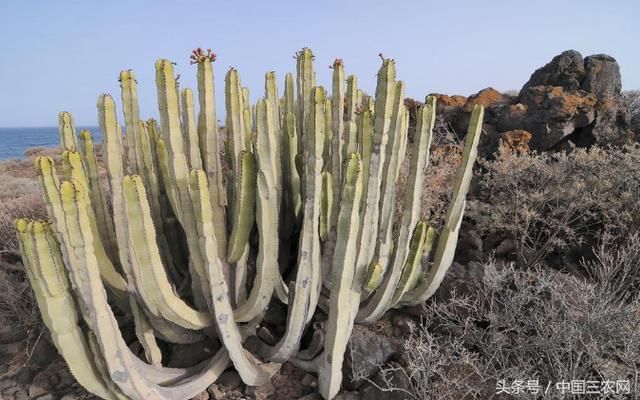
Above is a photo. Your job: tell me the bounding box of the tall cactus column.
[192,48,227,256]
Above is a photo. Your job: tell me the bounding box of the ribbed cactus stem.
[344,120,358,157]
[226,151,257,263]
[120,70,142,173]
[56,179,229,399]
[323,98,333,170]
[357,96,435,321]
[345,75,358,123]
[282,110,302,230]
[129,298,162,366]
[156,59,212,308]
[264,72,283,215]
[58,111,77,151]
[330,60,345,227]
[16,220,120,400]
[122,175,212,329]
[242,87,253,143]
[401,104,484,305]
[374,81,407,270]
[362,261,384,294]
[357,110,373,209]
[318,153,363,399]
[225,67,247,185]
[319,171,332,241]
[181,88,203,169]
[61,150,129,300]
[234,98,280,322]
[188,170,281,385]
[133,123,161,224]
[391,224,435,305]
[98,93,140,290]
[266,86,324,362]
[284,72,295,115]
[78,129,118,256]
[296,48,315,141]
[195,54,227,256]
[282,73,301,230]
[353,57,396,291]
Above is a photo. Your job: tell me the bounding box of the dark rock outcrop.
[422,50,634,156]
[582,54,623,97]
[521,50,586,92]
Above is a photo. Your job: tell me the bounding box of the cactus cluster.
[16,47,483,400]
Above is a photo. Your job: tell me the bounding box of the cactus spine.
[17,48,484,400]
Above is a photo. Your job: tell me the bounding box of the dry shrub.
[0,268,40,338]
[622,90,640,134]
[375,247,640,399]
[0,266,45,376]
[23,146,61,160]
[0,175,47,254]
[0,147,61,180]
[467,145,640,267]
[394,116,461,233]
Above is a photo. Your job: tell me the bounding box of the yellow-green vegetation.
[15,47,483,400]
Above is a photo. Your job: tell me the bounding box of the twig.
[0,261,23,272]
[22,327,45,368]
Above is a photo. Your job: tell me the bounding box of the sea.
[0,127,101,160]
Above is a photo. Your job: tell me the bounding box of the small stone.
[495,238,515,256]
[334,391,362,400]
[13,389,29,400]
[246,382,276,399]
[0,379,15,390]
[301,373,317,388]
[28,385,48,398]
[207,384,225,399]
[391,313,415,335]
[191,391,210,400]
[34,394,55,400]
[217,370,241,390]
[257,327,277,346]
[296,393,321,400]
[4,385,21,396]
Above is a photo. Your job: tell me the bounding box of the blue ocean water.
[0,127,100,160]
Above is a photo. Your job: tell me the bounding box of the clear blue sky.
[0,0,637,127]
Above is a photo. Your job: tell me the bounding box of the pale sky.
[0,0,637,127]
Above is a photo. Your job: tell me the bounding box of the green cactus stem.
[357,95,435,322]
[319,171,332,241]
[194,50,227,256]
[234,98,281,322]
[120,70,142,173]
[317,153,363,399]
[226,151,257,264]
[401,104,484,305]
[58,111,77,151]
[265,86,325,362]
[16,219,122,400]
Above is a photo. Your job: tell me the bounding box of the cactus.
[16,48,484,400]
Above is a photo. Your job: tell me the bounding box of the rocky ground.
[0,311,412,399]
